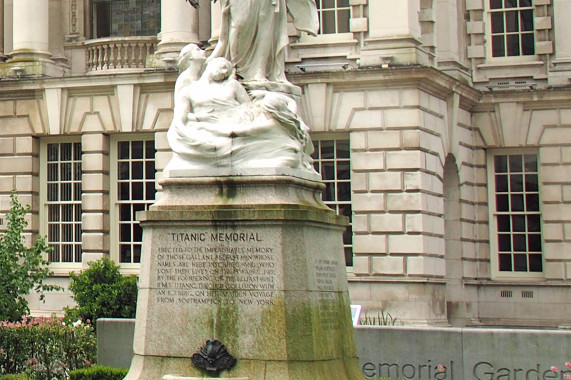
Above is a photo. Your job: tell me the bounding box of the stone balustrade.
[85,37,157,73]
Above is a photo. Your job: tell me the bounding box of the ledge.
[463,279,571,287]
[477,60,545,69]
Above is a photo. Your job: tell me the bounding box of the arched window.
[92,0,161,38]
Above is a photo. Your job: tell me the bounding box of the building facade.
[0,0,570,327]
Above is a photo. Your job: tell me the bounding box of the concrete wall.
[97,318,136,369]
[356,326,571,380]
[98,319,571,379]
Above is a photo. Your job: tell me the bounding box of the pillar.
[368,0,420,40]
[435,0,460,63]
[0,0,5,59]
[206,0,222,54]
[361,0,429,66]
[81,133,110,266]
[434,0,471,80]
[156,0,199,58]
[553,0,571,64]
[9,0,52,62]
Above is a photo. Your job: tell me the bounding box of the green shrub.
[0,374,30,380]
[65,257,138,325]
[68,365,128,380]
[0,192,61,322]
[0,316,96,379]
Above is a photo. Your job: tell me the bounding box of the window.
[489,0,534,57]
[92,0,160,38]
[316,0,351,35]
[112,138,156,265]
[43,141,83,264]
[488,152,542,275]
[312,139,353,266]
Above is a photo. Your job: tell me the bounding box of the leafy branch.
[0,192,61,321]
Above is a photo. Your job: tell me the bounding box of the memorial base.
[124,174,363,380]
[163,376,249,380]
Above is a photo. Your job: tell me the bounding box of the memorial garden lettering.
[362,361,454,379]
[361,360,571,379]
[154,229,276,306]
[472,362,570,380]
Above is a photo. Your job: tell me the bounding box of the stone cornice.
[473,87,571,112]
[287,65,483,111]
[0,71,177,96]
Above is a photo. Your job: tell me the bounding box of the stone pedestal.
[124,173,363,380]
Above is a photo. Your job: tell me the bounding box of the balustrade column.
[156,0,199,59]
[9,0,52,62]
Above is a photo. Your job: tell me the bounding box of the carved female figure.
[165,49,316,173]
[208,0,319,82]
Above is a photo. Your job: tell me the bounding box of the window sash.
[488,151,543,277]
[92,0,160,38]
[316,0,351,35]
[488,0,535,58]
[111,137,156,266]
[311,138,353,266]
[44,141,83,265]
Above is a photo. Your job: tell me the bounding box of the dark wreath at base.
[191,339,237,375]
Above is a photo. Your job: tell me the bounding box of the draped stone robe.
[210,0,319,82]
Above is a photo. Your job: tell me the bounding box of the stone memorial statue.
[164,0,320,175]
[164,44,316,174]
[208,0,319,83]
[186,0,319,83]
[123,1,363,379]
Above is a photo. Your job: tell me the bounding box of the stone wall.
[356,326,571,380]
[2,63,569,328]
[469,91,571,327]
[291,67,482,326]
[97,319,571,380]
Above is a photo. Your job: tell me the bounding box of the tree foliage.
[65,257,138,324]
[0,192,60,322]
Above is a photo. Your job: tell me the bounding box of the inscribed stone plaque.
[151,227,280,307]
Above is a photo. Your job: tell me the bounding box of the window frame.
[311,135,353,267]
[487,149,544,280]
[299,0,353,43]
[39,137,84,273]
[90,0,161,39]
[485,0,537,62]
[109,134,157,272]
[316,0,351,35]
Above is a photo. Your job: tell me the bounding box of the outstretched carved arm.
[184,0,217,9]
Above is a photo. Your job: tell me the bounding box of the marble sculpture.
[164,0,320,174]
